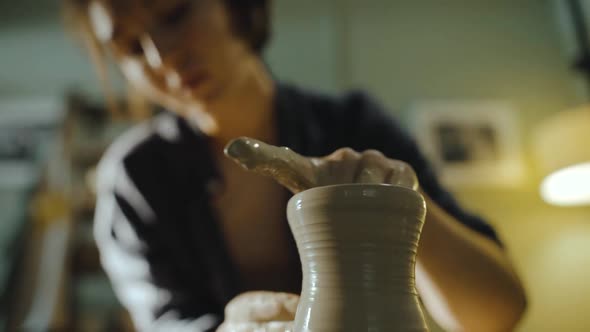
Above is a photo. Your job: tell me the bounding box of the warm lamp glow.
[533,107,590,206]
[540,162,590,206]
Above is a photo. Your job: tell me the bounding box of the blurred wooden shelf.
[6,92,153,332]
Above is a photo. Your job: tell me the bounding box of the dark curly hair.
[225,0,271,53]
[63,0,272,53]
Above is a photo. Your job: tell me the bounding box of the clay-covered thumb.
[224,137,317,193]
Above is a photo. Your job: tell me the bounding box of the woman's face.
[88,0,256,108]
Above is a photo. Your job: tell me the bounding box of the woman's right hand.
[224,137,418,193]
[216,291,299,332]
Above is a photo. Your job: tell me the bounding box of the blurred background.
[1,0,589,331]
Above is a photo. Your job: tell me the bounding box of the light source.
[533,107,590,206]
[533,0,590,206]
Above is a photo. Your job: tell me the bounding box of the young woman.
[64,0,526,330]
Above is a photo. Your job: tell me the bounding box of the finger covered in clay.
[316,149,418,190]
[224,137,316,193]
[216,321,294,332]
[224,137,418,192]
[223,291,299,323]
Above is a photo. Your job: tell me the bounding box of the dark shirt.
[94,83,500,331]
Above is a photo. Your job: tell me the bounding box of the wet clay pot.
[287,184,428,331]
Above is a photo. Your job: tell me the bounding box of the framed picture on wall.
[408,101,526,188]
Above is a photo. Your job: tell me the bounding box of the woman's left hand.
[224,137,418,193]
[216,291,299,332]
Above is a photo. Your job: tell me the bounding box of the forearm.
[416,193,527,332]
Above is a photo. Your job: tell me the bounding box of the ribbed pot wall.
[287,184,428,332]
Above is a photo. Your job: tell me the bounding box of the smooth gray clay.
[287,184,428,331]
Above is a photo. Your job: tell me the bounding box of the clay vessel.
[287,184,428,331]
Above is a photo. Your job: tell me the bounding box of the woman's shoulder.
[274,82,402,156]
[95,113,203,192]
[275,83,392,132]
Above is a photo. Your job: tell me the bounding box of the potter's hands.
[224,137,418,193]
[216,291,299,332]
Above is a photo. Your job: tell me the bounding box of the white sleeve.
[93,160,221,331]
